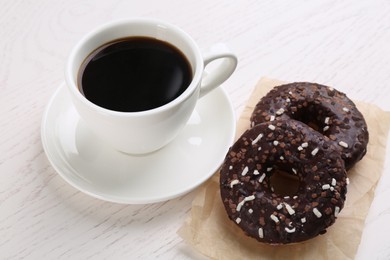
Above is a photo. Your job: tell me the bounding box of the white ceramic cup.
[65,18,237,154]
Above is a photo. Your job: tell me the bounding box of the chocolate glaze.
[250,82,369,170]
[220,120,348,244]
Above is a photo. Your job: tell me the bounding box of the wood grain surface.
[1,0,390,259]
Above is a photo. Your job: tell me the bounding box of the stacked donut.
[220,82,368,244]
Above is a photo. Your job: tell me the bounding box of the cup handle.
[199,44,237,98]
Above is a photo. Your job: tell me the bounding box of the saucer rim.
[41,83,236,204]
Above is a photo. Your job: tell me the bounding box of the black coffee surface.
[78,37,192,112]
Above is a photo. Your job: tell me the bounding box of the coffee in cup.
[78,37,193,112]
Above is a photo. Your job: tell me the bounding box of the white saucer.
[41,84,235,204]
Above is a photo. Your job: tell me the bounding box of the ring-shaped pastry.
[220,120,348,244]
[250,82,368,170]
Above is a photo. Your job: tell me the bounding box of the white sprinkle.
[245,195,255,201]
[322,184,331,190]
[285,227,296,233]
[335,206,340,217]
[284,196,290,199]
[301,142,308,148]
[236,195,256,212]
[271,186,274,192]
[252,133,264,145]
[253,169,260,175]
[346,178,350,185]
[324,117,330,124]
[293,196,298,199]
[235,217,241,224]
[286,98,291,103]
[230,179,240,188]
[288,91,293,95]
[236,201,245,212]
[241,166,249,176]
[338,141,349,148]
[273,140,279,146]
[248,208,253,214]
[311,147,319,156]
[270,215,279,223]
[229,165,233,170]
[284,203,295,215]
[270,115,275,121]
[259,173,266,183]
[280,156,284,160]
[313,208,322,218]
[267,167,273,172]
[331,178,337,186]
[268,124,276,131]
[276,204,283,210]
[343,107,349,112]
[297,146,303,151]
[276,108,285,115]
[258,146,262,151]
[292,168,297,174]
[330,187,334,191]
[258,227,264,238]
[301,217,306,223]
[323,126,330,132]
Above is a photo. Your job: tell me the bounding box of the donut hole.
[289,105,329,136]
[269,169,300,197]
[306,121,321,132]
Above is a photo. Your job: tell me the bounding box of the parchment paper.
[178,77,390,260]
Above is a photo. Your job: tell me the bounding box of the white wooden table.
[1,1,390,259]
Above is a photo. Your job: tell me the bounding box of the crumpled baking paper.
[178,77,390,260]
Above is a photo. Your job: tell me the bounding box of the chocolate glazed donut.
[250,82,369,170]
[220,120,348,244]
